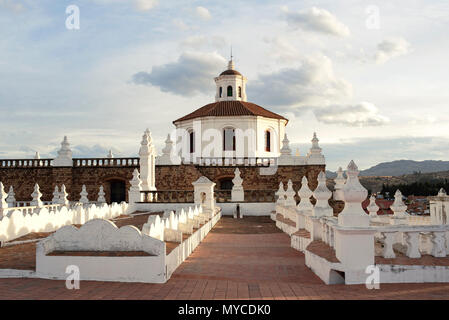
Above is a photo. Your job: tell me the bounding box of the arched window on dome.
[189,131,195,153]
[227,85,233,97]
[265,130,271,152]
[238,86,242,98]
[223,128,236,151]
[219,87,223,98]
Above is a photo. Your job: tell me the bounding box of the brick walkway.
[0,216,449,299]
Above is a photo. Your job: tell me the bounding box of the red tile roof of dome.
[173,101,288,124]
[219,69,242,76]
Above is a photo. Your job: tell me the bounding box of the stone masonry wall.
[0,164,334,209]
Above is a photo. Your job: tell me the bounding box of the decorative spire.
[31,183,43,208]
[280,133,292,156]
[312,171,333,217]
[130,169,142,191]
[34,152,40,159]
[228,46,234,69]
[297,176,313,212]
[231,168,244,202]
[284,179,297,207]
[367,195,379,217]
[59,184,69,205]
[333,167,346,201]
[52,186,60,204]
[97,185,106,204]
[79,185,89,204]
[232,168,243,187]
[391,189,408,218]
[162,134,173,156]
[311,132,321,151]
[53,136,73,167]
[307,132,325,165]
[107,150,114,158]
[438,188,447,197]
[275,182,286,205]
[338,160,370,227]
[6,186,15,207]
[0,182,8,209]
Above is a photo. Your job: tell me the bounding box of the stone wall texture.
[0,164,343,212]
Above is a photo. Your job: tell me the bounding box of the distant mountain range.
[327,160,449,178]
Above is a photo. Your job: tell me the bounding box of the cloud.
[263,36,301,63]
[172,18,190,31]
[92,0,158,11]
[0,0,24,12]
[131,52,227,96]
[249,54,352,109]
[375,37,411,64]
[313,102,389,127]
[282,6,350,37]
[195,6,211,21]
[181,35,226,50]
[134,0,158,11]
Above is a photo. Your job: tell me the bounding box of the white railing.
[0,202,128,242]
[276,202,449,260]
[376,225,449,259]
[141,205,212,241]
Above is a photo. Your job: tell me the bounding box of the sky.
[0,0,448,171]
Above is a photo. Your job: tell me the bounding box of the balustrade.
[73,157,139,167]
[0,159,53,168]
[140,190,194,203]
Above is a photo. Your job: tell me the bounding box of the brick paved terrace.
[1,216,449,300]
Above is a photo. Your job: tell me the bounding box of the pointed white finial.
[6,186,16,207]
[333,167,346,201]
[312,172,333,217]
[367,195,379,217]
[0,182,8,209]
[228,60,235,70]
[280,133,292,156]
[275,182,286,205]
[231,168,244,202]
[338,160,370,227]
[34,152,40,159]
[52,185,60,204]
[31,183,43,208]
[107,150,114,158]
[162,134,173,156]
[312,132,320,149]
[79,185,89,204]
[59,184,69,205]
[297,176,313,213]
[284,179,296,207]
[53,136,73,167]
[391,189,408,218]
[307,132,325,165]
[97,185,106,204]
[130,169,142,189]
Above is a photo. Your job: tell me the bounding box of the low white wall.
[219,202,275,216]
[35,208,222,284]
[0,202,127,242]
[36,219,167,283]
